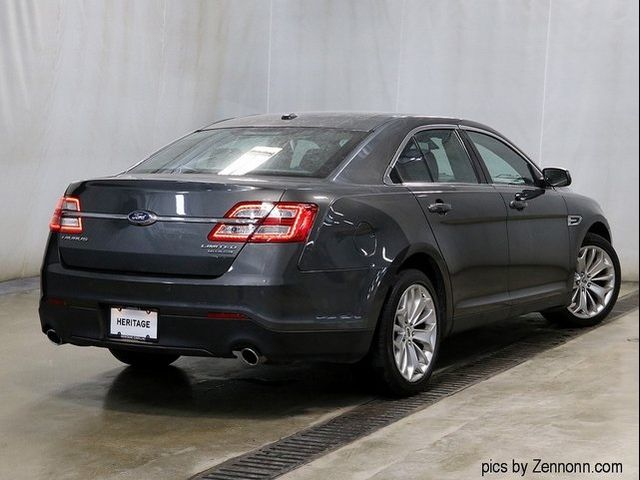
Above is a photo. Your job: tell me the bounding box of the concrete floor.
[284,308,640,480]
[0,284,637,479]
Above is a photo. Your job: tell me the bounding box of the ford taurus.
[39,113,621,395]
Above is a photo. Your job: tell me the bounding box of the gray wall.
[1,0,638,281]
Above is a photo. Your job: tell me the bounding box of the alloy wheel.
[568,245,616,319]
[392,284,437,382]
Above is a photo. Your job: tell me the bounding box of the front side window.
[467,131,536,185]
[129,127,367,178]
[414,130,478,183]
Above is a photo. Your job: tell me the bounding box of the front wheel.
[544,233,621,327]
[371,269,441,396]
[109,348,180,368]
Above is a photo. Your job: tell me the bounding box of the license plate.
[110,307,157,341]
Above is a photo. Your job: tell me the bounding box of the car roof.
[203,112,481,132]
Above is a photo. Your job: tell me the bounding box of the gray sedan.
[40,112,620,395]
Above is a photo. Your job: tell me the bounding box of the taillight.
[49,196,82,233]
[208,202,318,243]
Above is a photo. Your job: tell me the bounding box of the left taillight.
[49,196,82,233]
[208,201,318,243]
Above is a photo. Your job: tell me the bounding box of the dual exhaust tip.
[233,347,265,367]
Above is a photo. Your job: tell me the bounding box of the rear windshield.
[128,127,367,178]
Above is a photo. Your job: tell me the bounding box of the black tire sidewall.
[373,269,442,396]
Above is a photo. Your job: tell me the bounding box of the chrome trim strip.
[156,216,259,224]
[64,212,129,220]
[61,211,259,224]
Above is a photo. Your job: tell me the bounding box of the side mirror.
[543,167,572,187]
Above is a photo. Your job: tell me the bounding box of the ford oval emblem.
[127,210,158,226]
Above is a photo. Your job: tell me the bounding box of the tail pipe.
[46,329,63,345]
[233,347,266,367]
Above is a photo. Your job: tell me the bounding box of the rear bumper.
[39,301,372,362]
[39,256,384,362]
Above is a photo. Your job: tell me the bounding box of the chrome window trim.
[407,183,498,193]
[383,124,480,187]
[460,125,544,180]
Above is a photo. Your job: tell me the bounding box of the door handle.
[509,192,528,210]
[427,202,452,215]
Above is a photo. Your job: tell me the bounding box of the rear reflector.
[46,298,66,306]
[49,196,82,234]
[208,202,318,243]
[206,312,248,320]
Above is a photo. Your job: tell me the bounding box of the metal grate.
[191,292,639,480]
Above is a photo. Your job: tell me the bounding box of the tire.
[543,233,621,327]
[109,348,179,368]
[370,269,441,396]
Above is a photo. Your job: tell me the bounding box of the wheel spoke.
[413,341,430,365]
[396,300,408,325]
[585,248,596,272]
[578,288,588,314]
[400,343,408,373]
[412,329,434,346]
[412,304,433,327]
[571,286,580,303]
[406,342,418,380]
[587,252,606,276]
[410,294,427,326]
[584,289,599,313]
[587,282,611,303]
[591,272,614,282]
[577,250,587,273]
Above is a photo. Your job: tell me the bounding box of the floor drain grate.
[190,292,638,480]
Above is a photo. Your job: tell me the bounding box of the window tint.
[414,130,478,183]
[389,138,433,183]
[467,131,536,185]
[129,127,366,178]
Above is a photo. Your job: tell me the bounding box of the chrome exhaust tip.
[233,347,265,367]
[46,329,62,345]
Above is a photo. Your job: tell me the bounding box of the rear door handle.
[427,202,452,215]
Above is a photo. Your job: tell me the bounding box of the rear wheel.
[371,269,441,396]
[109,348,179,368]
[544,233,620,327]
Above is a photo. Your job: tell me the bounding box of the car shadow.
[53,313,555,420]
[99,360,374,419]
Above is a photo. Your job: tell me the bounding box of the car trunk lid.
[57,175,285,277]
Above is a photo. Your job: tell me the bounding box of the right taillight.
[49,196,82,233]
[208,201,318,243]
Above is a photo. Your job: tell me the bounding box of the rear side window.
[129,127,367,178]
[389,138,433,183]
[467,131,536,185]
[390,129,478,184]
[414,130,478,183]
